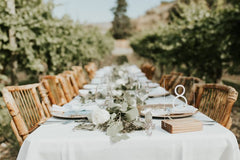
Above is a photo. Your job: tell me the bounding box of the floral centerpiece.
[75,91,146,142]
[75,65,152,142]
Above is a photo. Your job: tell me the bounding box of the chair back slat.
[58,74,75,102]
[159,74,172,90]
[12,91,36,129]
[2,83,48,144]
[72,66,88,87]
[84,62,97,80]
[41,76,67,106]
[194,84,238,128]
[159,72,183,90]
[63,71,79,95]
[167,72,183,91]
[30,87,46,120]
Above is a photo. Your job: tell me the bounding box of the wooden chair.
[72,66,88,88]
[57,74,75,102]
[167,72,183,91]
[37,83,52,117]
[41,76,67,105]
[62,71,79,96]
[159,74,172,90]
[193,84,238,129]
[170,72,183,76]
[159,72,183,90]
[170,76,203,104]
[2,83,49,145]
[84,62,98,80]
[140,62,155,80]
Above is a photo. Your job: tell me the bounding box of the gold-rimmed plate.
[137,104,198,118]
[51,110,90,119]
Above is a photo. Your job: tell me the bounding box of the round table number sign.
[172,85,188,108]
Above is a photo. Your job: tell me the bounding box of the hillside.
[90,1,176,34]
[132,1,176,32]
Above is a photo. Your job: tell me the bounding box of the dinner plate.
[148,92,170,98]
[51,110,91,119]
[139,110,197,118]
[151,111,197,118]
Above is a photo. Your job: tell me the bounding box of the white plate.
[51,110,91,119]
[148,87,170,97]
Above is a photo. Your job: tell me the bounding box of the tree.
[0,0,113,84]
[111,0,132,39]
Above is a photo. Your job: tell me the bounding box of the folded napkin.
[136,72,145,77]
[148,83,159,88]
[172,105,198,114]
[148,87,170,97]
[138,77,148,82]
[128,66,141,74]
[141,105,198,117]
[65,100,82,110]
[79,89,95,97]
[50,104,69,113]
[83,84,97,90]
[83,84,107,90]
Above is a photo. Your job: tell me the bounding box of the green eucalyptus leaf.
[106,121,123,137]
[125,107,139,121]
[110,134,129,143]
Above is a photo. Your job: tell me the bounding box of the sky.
[49,0,173,24]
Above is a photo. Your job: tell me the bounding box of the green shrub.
[0,0,114,84]
[0,108,19,158]
[131,1,240,82]
[223,80,240,107]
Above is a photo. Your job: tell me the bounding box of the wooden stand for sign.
[161,118,203,134]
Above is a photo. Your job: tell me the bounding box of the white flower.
[91,108,110,125]
[79,90,90,98]
[116,79,127,86]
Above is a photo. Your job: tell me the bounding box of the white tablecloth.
[17,65,240,160]
[17,112,240,160]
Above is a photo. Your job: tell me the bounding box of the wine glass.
[136,84,149,106]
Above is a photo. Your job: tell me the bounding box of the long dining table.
[17,65,240,160]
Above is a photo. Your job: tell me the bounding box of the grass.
[0,107,19,159]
